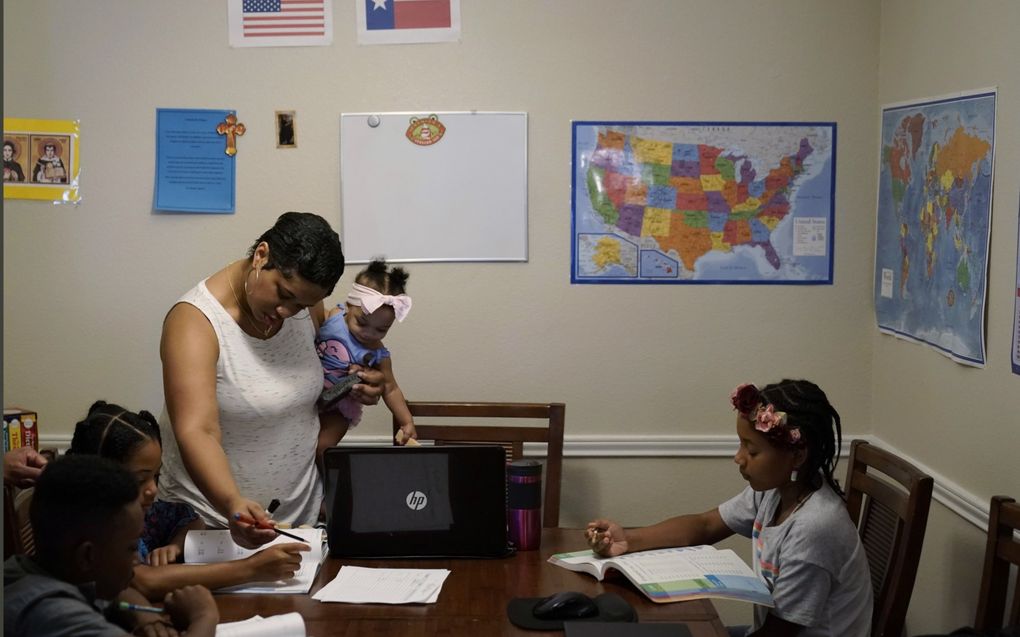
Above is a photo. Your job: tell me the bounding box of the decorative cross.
[216,113,246,156]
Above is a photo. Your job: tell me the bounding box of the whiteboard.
[340,112,528,263]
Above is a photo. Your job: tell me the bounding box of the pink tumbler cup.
[507,459,542,551]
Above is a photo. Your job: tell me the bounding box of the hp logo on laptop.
[405,490,428,511]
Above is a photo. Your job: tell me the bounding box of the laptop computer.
[323,445,512,558]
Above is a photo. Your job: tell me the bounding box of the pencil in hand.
[233,512,308,543]
[118,600,164,614]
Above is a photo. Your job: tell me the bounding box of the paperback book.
[548,545,773,606]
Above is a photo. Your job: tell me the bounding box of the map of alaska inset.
[571,121,835,284]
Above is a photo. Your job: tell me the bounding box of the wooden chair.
[974,495,1020,633]
[3,485,36,559]
[844,439,934,637]
[3,448,57,559]
[393,401,565,528]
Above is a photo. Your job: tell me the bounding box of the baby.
[316,259,416,444]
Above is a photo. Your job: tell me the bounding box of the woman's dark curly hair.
[249,212,345,295]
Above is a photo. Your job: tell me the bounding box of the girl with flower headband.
[315,259,417,450]
[586,379,872,637]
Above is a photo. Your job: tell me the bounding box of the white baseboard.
[38,431,989,530]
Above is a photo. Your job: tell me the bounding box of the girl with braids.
[585,380,872,637]
[315,258,418,452]
[69,401,308,602]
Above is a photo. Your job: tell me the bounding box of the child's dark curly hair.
[68,400,161,464]
[355,258,409,295]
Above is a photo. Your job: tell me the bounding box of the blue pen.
[118,601,164,614]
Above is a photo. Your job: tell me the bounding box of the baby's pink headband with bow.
[347,283,413,322]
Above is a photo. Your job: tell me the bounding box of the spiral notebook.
[323,445,511,558]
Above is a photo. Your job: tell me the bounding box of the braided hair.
[355,258,410,295]
[758,379,844,496]
[68,400,161,464]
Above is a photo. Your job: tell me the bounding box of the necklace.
[226,267,272,338]
[775,490,813,525]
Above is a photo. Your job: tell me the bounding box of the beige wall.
[3,0,1017,633]
[872,0,1020,633]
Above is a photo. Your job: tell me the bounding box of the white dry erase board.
[339,112,528,263]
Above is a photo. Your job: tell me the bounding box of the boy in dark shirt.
[4,455,219,636]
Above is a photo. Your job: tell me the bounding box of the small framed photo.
[275,111,296,148]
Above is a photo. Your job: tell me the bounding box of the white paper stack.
[311,566,451,604]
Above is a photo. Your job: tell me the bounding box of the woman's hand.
[147,545,183,567]
[244,542,311,581]
[347,365,384,405]
[585,519,630,557]
[227,498,278,549]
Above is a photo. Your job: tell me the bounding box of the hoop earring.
[790,469,799,483]
[244,268,255,295]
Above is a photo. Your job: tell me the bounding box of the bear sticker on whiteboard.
[406,115,445,146]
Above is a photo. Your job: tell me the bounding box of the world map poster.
[874,90,996,367]
[571,121,836,285]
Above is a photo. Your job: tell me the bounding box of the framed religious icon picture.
[4,117,81,202]
[276,111,296,148]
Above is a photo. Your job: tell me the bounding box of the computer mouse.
[532,591,599,620]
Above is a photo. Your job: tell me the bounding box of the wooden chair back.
[974,495,1020,633]
[3,485,35,559]
[3,448,57,559]
[394,401,565,528]
[844,439,933,637]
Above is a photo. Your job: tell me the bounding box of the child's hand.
[245,542,311,582]
[585,519,629,557]
[395,422,418,446]
[163,585,218,631]
[147,545,182,567]
[131,620,179,637]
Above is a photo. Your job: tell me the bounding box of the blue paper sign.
[154,108,236,213]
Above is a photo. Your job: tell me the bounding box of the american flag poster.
[356,0,460,45]
[228,0,333,47]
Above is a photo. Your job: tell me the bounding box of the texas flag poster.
[356,0,460,45]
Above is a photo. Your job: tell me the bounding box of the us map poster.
[571,121,836,285]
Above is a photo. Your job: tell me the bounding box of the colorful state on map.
[572,122,835,284]
[874,91,995,367]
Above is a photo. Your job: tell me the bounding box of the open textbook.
[184,528,326,594]
[548,545,773,606]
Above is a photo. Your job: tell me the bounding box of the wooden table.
[216,528,728,636]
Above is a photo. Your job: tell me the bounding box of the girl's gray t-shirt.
[719,483,873,637]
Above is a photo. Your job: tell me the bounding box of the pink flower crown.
[730,383,803,446]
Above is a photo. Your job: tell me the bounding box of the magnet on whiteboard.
[367,115,381,128]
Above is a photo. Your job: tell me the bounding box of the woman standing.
[158,212,384,548]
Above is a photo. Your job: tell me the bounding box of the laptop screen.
[323,445,511,558]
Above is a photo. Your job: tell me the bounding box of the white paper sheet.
[216,613,305,637]
[311,566,450,604]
